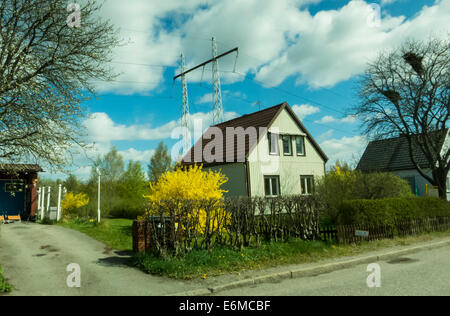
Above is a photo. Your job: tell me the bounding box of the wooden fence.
[333,217,450,244]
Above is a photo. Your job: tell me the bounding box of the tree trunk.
[432,169,448,200]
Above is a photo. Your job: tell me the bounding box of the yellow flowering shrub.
[62,192,90,217]
[144,164,229,234]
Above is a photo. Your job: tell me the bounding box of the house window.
[447,177,450,192]
[268,132,279,155]
[282,135,292,156]
[296,136,305,156]
[300,175,314,195]
[264,176,280,196]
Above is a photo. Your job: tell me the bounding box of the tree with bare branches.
[0,0,119,170]
[354,38,449,199]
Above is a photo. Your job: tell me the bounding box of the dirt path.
[0,222,197,296]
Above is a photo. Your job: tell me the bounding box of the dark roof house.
[180,102,328,198]
[0,164,43,221]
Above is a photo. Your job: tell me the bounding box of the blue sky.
[43,0,449,179]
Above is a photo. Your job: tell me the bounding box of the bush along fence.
[132,195,322,256]
[132,196,450,255]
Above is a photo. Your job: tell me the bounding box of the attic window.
[268,132,279,155]
[296,136,305,156]
[282,135,292,156]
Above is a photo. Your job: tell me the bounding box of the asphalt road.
[214,244,450,296]
[0,222,196,296]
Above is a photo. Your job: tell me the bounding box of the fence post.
[57,184,62,221]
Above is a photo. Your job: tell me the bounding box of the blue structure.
[0,164,43,220]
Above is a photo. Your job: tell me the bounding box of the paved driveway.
[0,222,197,296]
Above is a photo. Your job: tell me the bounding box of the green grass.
[56,218,450,281]
[134,229,450,280]
[58,218,133,251]
[0,265,12,294]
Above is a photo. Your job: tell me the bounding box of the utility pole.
[211,37,223,125]
[97,167,101,223]
[174,40,238,126]
[180,53,190,155]
[57,184,62,222]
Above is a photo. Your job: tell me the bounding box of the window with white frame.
[268,132,279,155]
[264,175,280,196]
[282,135,292,156]
[300,175,314,195]
[295,136,305,156]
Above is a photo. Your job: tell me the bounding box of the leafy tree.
[119,161,147,201]
[91,146,125,183]
[0,0,119,169]
[148,141,173,182]
[64,174,82,193]
[354,38,449,199]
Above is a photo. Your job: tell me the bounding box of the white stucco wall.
[247,108,326,196]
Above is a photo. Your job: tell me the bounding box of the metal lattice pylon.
[180,53,190,154]
[211,37,224,124]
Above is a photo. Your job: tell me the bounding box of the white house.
[181,102,328,197]
[357,129,450,201]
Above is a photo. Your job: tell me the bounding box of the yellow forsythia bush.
[62,192,90,217]
[144,164,229,234]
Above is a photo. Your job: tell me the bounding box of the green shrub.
[0,265,12,293]
[316,164,413,225]
[338,197,450,226]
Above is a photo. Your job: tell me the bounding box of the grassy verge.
[55,218,450,280]
[134,229,450,280]
[0,265,12,294]
[58,218,133,251]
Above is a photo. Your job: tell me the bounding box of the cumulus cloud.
[93,0,450,93]
[314,114,357,124]
[320,135,368,166]
[292,104,321,120]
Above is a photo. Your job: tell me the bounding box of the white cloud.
[93,0,450,94]
[196,93,214,104]
[119,148,155,162]
[314,114,357,124]
[292,104,320,120]
[83,112,178,142]
[320,135,367,166]
[317,129,334,142]
[381,0,397,6]
[255,0,450,88]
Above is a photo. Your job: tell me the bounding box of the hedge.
[338,197,450,226]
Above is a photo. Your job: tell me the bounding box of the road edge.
[167,237,450,296]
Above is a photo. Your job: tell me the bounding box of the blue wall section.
[0,180,25,216]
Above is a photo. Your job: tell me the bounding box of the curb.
[167,238,450,296]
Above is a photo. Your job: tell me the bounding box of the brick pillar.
[30,174,38,217]
[132,220,151,253]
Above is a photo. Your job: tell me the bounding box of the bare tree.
[354,38,449,199]
[0,0,119,170]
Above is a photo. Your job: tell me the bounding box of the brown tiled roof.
[0,164,43,173]
[181,102,328,166]
[356,130,448,172]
